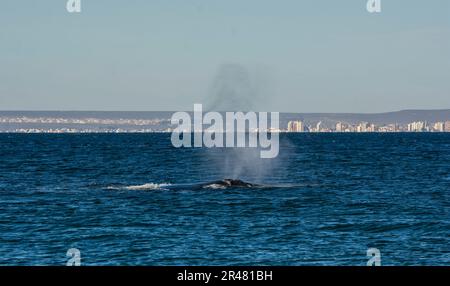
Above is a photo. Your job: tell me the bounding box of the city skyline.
[1,109,449,133]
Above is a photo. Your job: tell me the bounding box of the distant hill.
[1,109,449,123]
[0,111,171,120]
[282,109,450,126]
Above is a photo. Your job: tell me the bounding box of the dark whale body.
[199,179,261,189]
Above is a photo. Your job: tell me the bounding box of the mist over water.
[204,63,269,112]
[209,147,282,183]
[202,63,279,181]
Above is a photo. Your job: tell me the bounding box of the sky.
[0,0,449,112]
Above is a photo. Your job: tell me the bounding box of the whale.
[198,179,261,189]
[104,179,270,191]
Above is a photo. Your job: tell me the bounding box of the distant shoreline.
[1,110,449,133]
[1,131,449,134]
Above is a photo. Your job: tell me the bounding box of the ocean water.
[0,133,449,266]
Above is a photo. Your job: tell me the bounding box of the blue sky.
[0,0,449,112]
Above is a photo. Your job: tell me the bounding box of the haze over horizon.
[1,0,449,112]
[1,108,450,114]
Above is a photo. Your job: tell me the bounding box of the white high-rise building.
[433,122,445,132]
[445,121,450,132]
[315,121,322,132]
[336,122,343,132]
[287,120,305,132]
[356,122,369,132]
[407,121,429,132]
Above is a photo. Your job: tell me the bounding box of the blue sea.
[0,133,449,266]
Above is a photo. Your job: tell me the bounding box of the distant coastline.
[1,109,449,133]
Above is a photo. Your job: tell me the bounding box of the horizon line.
[0,108,450,115]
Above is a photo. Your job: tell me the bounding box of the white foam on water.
[107,183,171,191]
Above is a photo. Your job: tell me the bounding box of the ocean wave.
[107,183,171,191]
